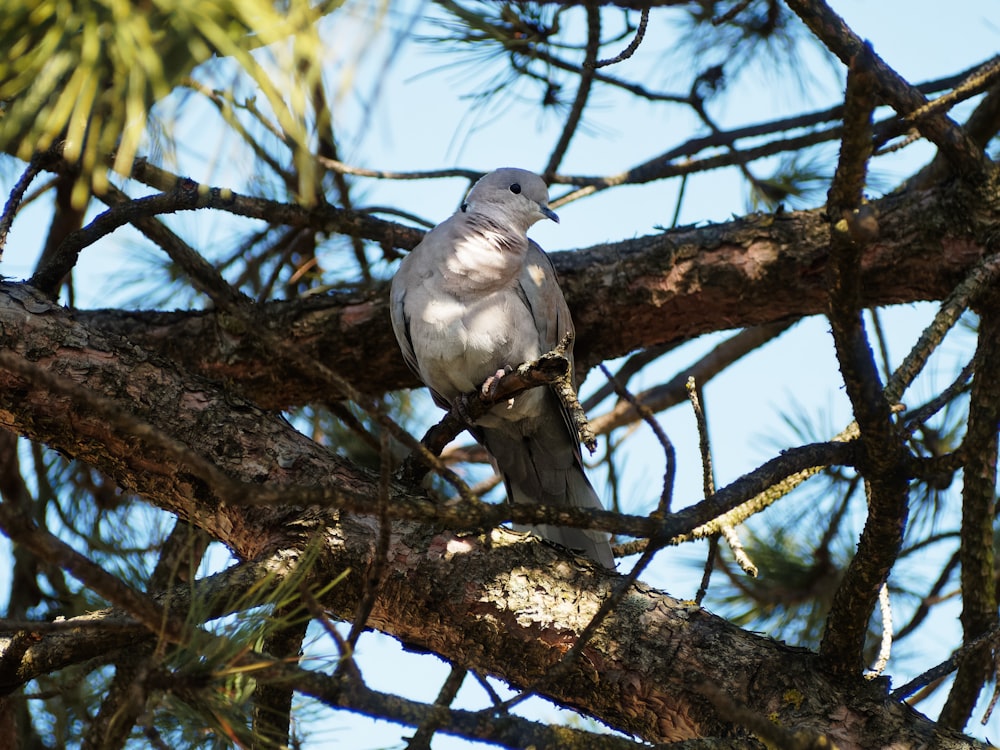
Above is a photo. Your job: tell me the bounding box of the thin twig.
[544,2,600,179]
[316,159,482,182]
[894,548,959,642]
[687,376,721,603]
[904,55,1000,126]
[345,426,395,649]
[892,624,1000,700]
[405,666,468,750]
[901,359,974,438]
[863,583,893,679]
[0,154,47,259]
[695,536,719,607]
[589,322,794,436]
[598,364,675,513]
[594,6,648,68]
[687,377,756,579]
[301,583,364,684]
[401,339,584,483]
[885,251,1000,405]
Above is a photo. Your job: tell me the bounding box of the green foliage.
[703,486,852,647]
[673,0,820,95]
[747,152,833,210]
[142,546,345,749]
[0,0,337,207]
[3,0,996,745]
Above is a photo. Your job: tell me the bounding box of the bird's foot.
[482,367,515,408]
[453,392,476,425]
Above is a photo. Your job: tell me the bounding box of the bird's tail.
[481,418,615,569]
[515,487,616,570]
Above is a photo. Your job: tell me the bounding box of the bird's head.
[462,168,559,231]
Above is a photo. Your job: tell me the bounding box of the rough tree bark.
[1,162,998,746]
[70,176,994,409]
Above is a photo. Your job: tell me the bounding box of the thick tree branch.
[0,283,860,546]
[939,303,1000,730]
[61,176,1000,411]
[0,280,990,746]
[2,511,991,747]
[819,47,910,674]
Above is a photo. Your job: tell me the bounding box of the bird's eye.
[509,183,521,194]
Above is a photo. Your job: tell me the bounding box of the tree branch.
[59,175,1000,412]
[543,1,600,179]
[784,0,992,180]
[818,44,910,674]
[0,280,988,744]
[0,284,860,546]
[588,321,794,434]
[938,302,1000,730]
[3,510,991,747]
[28,162,424,296]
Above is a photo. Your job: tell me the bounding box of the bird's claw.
[480,368,507,398]
[454,392,476,425]
[482,367,515,408]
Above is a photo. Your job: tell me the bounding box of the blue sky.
[1,1,998,746]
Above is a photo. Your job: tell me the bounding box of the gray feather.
[389,168,615,569]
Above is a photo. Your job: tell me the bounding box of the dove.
[390,168,615,569]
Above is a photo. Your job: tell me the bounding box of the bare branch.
[784,0,992,179]
[939,302,1000,730]
[594,6,648,67]
[598,363,676,513]
[28,163,424,296]
[0,153,50,260]
[819,44,909,674]
[543,2,600,178]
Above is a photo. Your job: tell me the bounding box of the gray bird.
[390,167,614,569]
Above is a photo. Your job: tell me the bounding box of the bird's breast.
[412,289,541,402]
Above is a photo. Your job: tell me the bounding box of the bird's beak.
[540,205,560,223]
